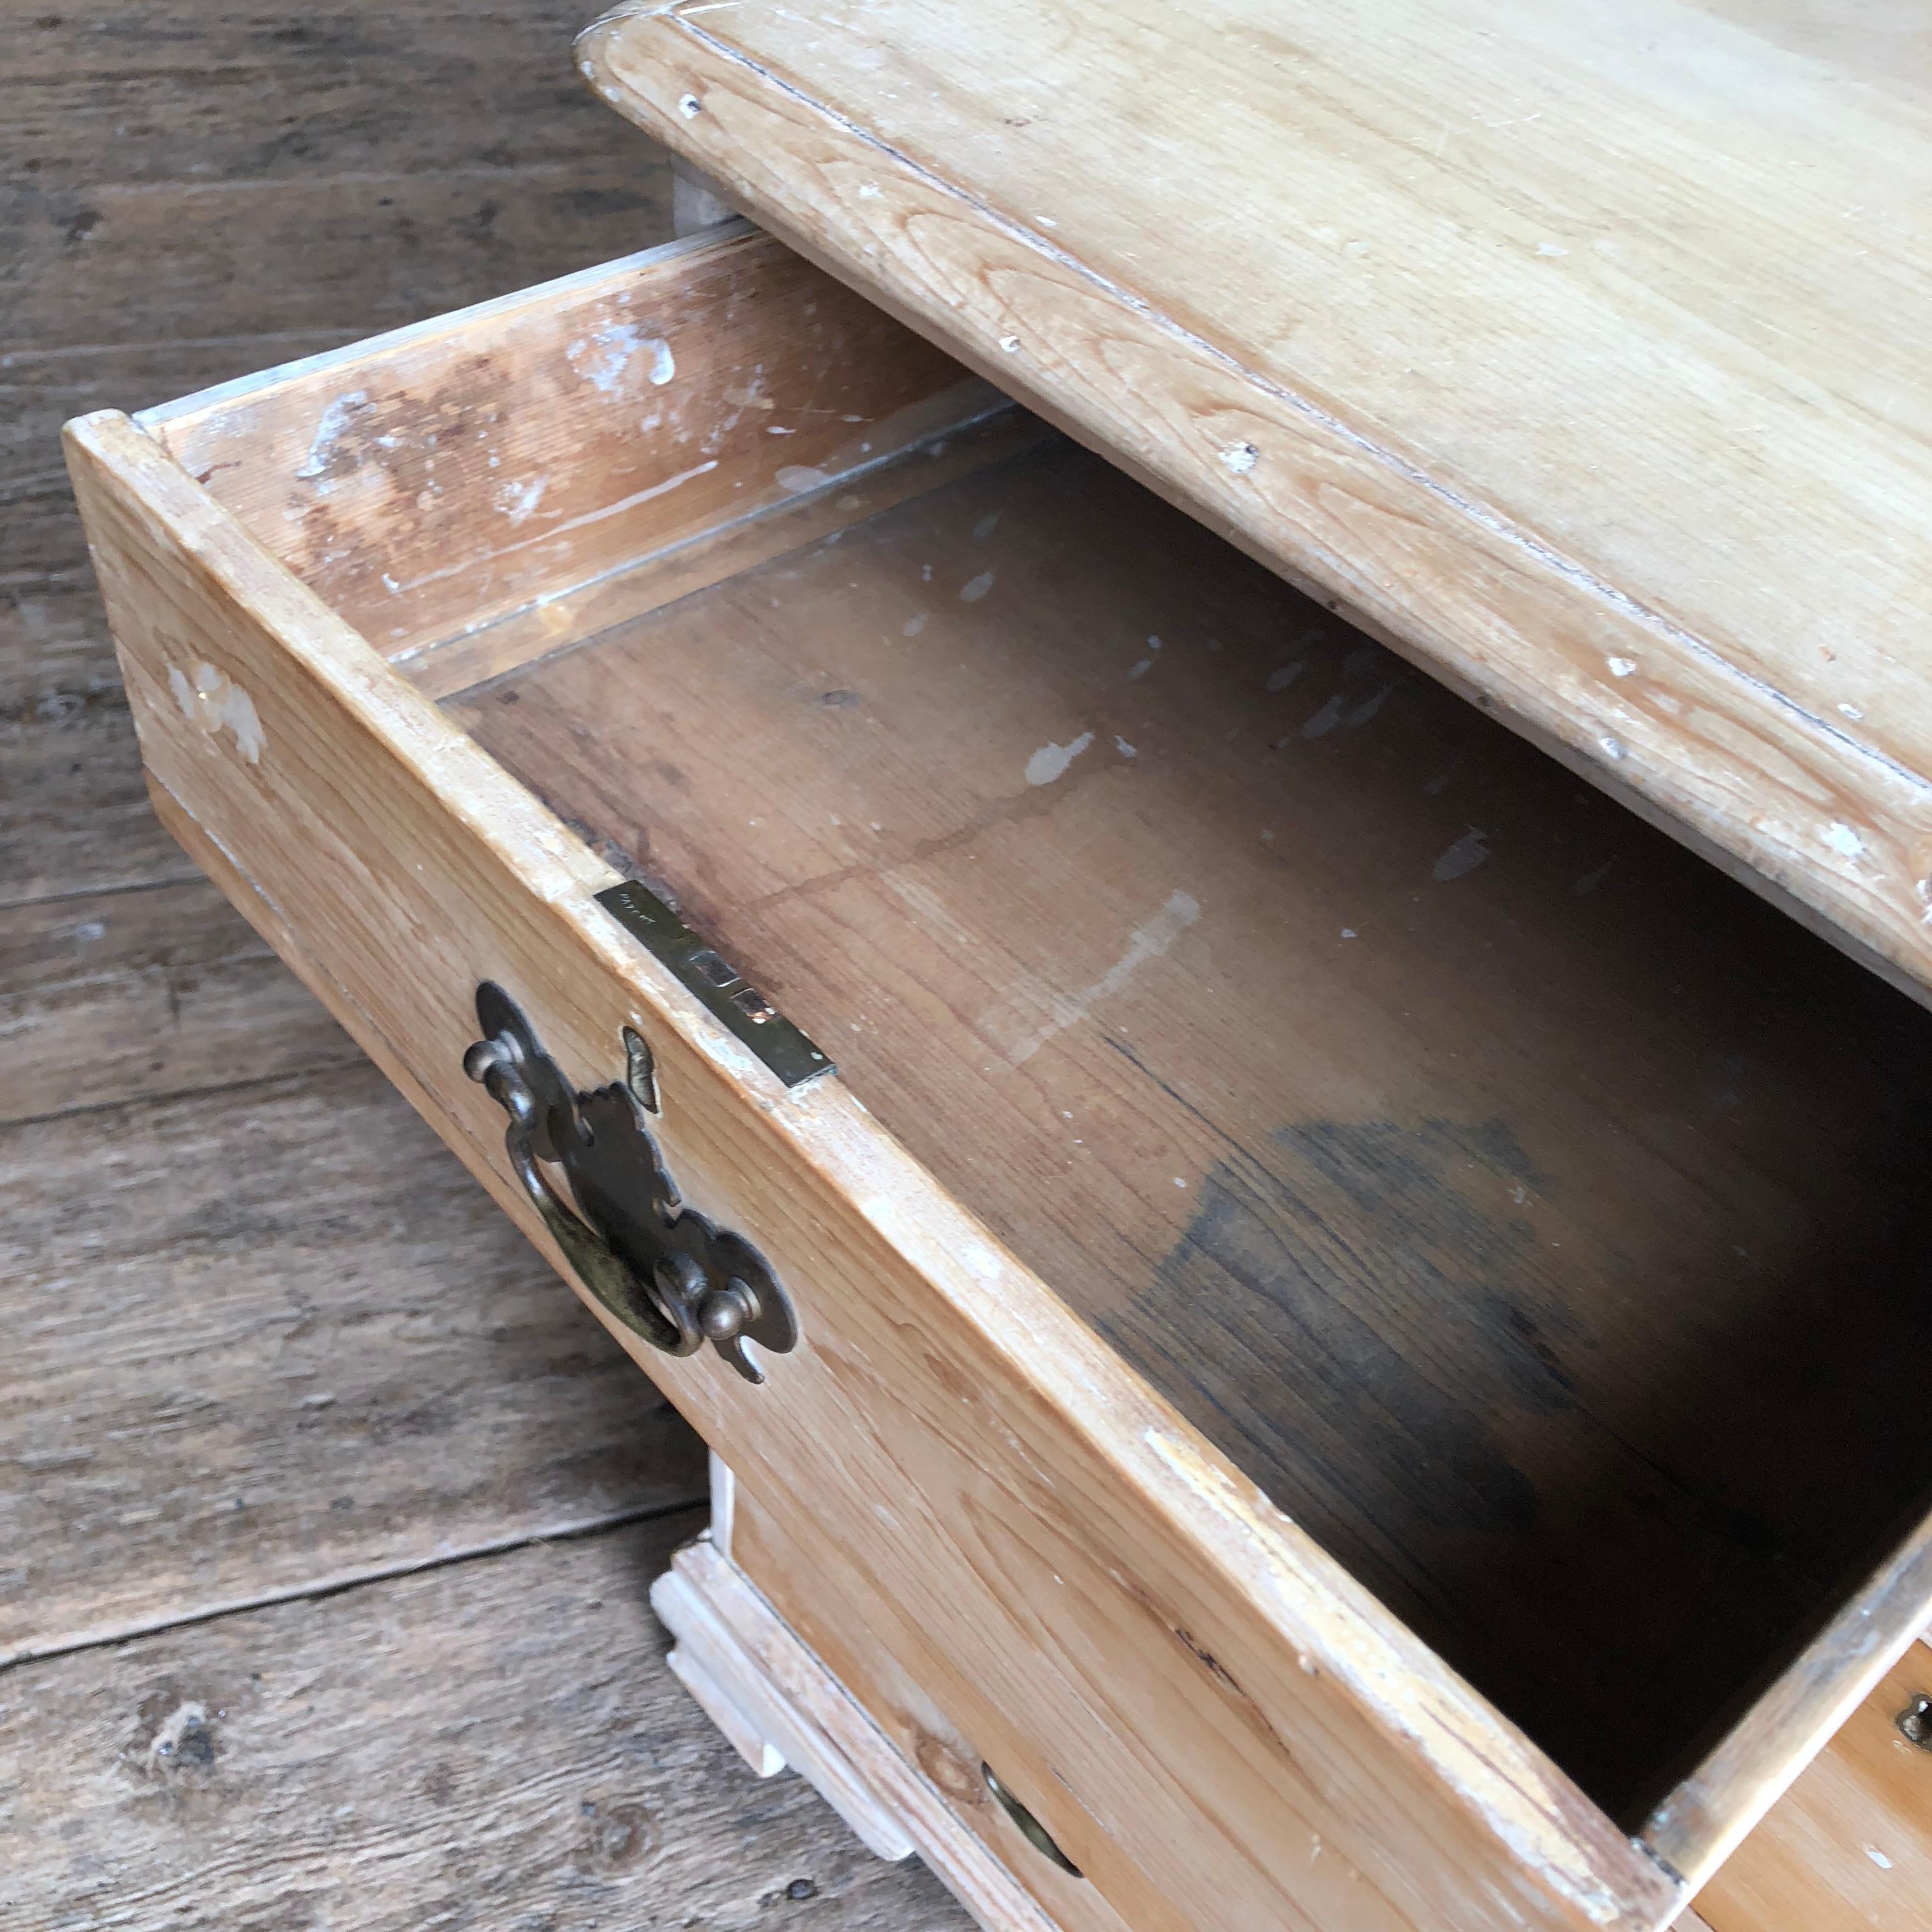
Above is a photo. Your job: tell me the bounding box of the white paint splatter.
[1839,702,1865,721]
[958,1241,1003,1281]
[1866,1847,1895,1871]
[1340,927,1357,939]
[1302,694,1346,739]
[1535,241,1569,257]
[960,571,995,602]
[647,338,676,385]
[1114,736,1137,758]
[902,613,928,637]
[1127,658,1154,680]
[997,891,1202,1063]
[1222,441,1258,475]
[382,462,717,597]
[1347,684,1394,727]
[172,661,264,764]
[1433,828,1491,882]
[776,464,832,494]
[293,390,367,481]
[1823,821,1866,859]
[1606,656,1637,678]
[493,475,548,525]
[568,323,652,394]
[973,511,1000,539]
[1025,732,1094,786]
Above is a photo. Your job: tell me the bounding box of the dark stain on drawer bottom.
[1095,1111,1932,1825]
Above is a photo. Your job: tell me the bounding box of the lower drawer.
[66,221,1932,1931]
[726,1483,1932,1932]
[1698,1643,1932,1931]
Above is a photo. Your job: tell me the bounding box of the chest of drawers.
[66,5,1932,1927]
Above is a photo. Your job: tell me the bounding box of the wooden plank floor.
[0,8,970,1923]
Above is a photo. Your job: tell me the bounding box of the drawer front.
[727,1476,1131,1932]
[1697,1646,1932,1931]
[63,251,1675,1932]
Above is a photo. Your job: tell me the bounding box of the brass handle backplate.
[463,981,797,1384]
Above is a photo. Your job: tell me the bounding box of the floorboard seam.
[1,1495,708,1674]
[0,1056,373,1133]
[0,869,209,917]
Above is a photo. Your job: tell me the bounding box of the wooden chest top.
[583,0,1932,999]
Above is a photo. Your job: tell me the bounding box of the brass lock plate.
[595,880,832,1089]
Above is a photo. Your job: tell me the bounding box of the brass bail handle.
[462,983,798,1384]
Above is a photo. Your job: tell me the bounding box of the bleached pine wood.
[139,224,1001,684]
[659,1531,1068,1932]
[415,404,1048,704]
[652,1549,917,1860]
[730,1480,1130,1932]
[578,0,1932,1011]
[1643,1519,1932,1889]
[63,399,1677,1932]
[1696,1650,1932,1932]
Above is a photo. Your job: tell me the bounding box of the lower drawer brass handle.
[463,982,797,1384]
[982,1764,1083,1877]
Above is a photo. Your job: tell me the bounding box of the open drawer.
[65,222,1932,1932]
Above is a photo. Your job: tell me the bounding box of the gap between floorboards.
[1,1055,376,1137]
[1,1497,709,1676]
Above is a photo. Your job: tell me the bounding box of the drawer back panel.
[137,224,993,670]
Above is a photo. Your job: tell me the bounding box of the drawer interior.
[448,432,1932,1825]
[144,227,1932,1839]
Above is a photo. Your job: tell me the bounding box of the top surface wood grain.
[582,0,1932,997]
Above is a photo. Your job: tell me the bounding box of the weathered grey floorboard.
[0,875,359,1124]
[4,4,665,187]
[2,1062,707,1665]
[1,701,195,903]
[0,1514,974,1931]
